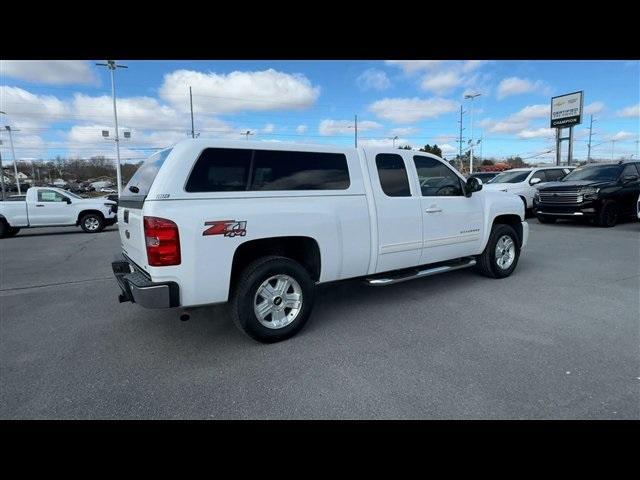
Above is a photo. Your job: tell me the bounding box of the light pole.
[464,92,482,174]
[586,115,596,163]
[391,135,399,148]
[96,60,128,197]
[4,126,21,195]
[242,130,254,140]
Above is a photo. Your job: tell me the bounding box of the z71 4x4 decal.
[203,220,247,237]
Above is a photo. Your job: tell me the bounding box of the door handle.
[425,207,442,213]
[35,204,45,207]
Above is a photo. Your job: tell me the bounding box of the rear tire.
[80,213,105,233]
[230,255,315,343]
[476,224,521,279]
[597,200,619,227]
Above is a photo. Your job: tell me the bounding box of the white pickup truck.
[0,187,117,238]
[112,140,528,343]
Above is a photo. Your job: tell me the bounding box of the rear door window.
[375,154,411,197]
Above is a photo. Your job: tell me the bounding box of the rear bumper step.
[364,257,477,286]
[112,256,180,308]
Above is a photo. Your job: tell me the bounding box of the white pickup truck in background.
[113,140,528,343]
[0,187,117,238]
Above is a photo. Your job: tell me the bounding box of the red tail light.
[143,216,181,266]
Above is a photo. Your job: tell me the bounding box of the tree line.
[3,156,142,184]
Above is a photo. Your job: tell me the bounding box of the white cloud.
[385,60,442,74]
[513,104,550,120]
[438,143,457,154]
[0,86,70,128]
[0,60,98,85]
[0,132,46,158]
[488,121,530,134]
[517,128,555,139]
[608,131,637,141]
[359,137,411,148]
[584,102,605,115]
[296,124,308,134]
[420,71,463,95]
[356,69,391,91]
[72,94,182,130]
[262,123,275,133]
[368,97,458,123]
[318,119,382,135]
[390,127,418,136]
[159,68,320,114]
[496,77,549,99]
[616,103,639,118]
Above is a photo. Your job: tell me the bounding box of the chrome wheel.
[84,217,100,231]
[495,235,515,270]
[254,274,302,329]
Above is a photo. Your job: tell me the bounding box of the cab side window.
[413,156,463,197]
[530,171,547,184]
[37,190,68,202]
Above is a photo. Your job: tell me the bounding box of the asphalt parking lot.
[1,219,639,419]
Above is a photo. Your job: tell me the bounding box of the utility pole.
[189,86,195,139]
[4,126,21,195]
[464,93,482,174]
[96,60,128,197]
[242,130,254,140]
[586,115,595,163]
[457,105,466,171]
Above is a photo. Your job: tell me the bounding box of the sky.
[0,59,638,166]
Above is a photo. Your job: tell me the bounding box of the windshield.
[123,148,173,197]
[487,171,530,184]
[562,165,621,182]
[65,191,83,199]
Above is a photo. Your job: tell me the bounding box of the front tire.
[476,224,521,279]
[6,227,20,237]
[230,256,315,343]
[80,213,105,233]
[597,200,619,227]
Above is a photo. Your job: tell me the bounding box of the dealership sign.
[550,91,583,128]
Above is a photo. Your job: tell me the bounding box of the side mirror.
[465,177,483,197]
[530,177,542,185]
[64,197,72,204]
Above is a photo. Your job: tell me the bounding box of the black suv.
[534,161,640,227]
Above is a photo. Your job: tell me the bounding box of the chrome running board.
[365,257,477,286]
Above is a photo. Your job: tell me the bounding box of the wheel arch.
[491,214,523,247]
[76,209,105,226]
[230,236,321,288]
